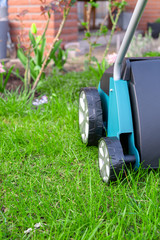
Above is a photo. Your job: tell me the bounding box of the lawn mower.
[78,0,160,183]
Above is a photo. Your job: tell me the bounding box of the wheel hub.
[79,91,89,144]
[98,140,110,183]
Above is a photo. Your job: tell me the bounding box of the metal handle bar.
[113,0,148,81]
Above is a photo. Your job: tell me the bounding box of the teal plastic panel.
[108,78,133,136]
[99,78,140,169]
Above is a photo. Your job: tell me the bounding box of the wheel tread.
[99,137,125,182]
[79,87,103,146]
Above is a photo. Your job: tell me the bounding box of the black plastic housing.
[100,57,160,169]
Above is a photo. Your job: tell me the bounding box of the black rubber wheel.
[79,87,103,146]
[98,137,125,183]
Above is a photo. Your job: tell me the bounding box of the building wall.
[7,0,160,48]
[126,0,160,30]
[8,0,78,48]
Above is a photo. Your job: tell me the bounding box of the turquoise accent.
[108,78,132,136]
[98,78,140,169]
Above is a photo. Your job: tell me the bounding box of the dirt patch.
[6,76,23,92]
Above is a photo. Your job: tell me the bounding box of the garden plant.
[14,0,76,92]
[81,0,127,73]
[127,30,160,57]
[0,62,14,93]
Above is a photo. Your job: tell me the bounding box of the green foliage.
[91,43,102,48]
[16,24,66,89]
[81,21,88,27]
[85,32,91,38]
[81,0,126,65]
[70,0,76,6]
[155,18,160,23]
[89,1,99,8]
[52,47,68,71]
[89,58,109,79]
[16,1,72,91]
[100,25,108,36]
[111,0,127,10]
[0,63,14,93]
[17,48,36,82]
[0,71,160,239]
[143,51,160,57]
[127,31,160,58]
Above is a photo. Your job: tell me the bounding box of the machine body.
[78,0,159,183]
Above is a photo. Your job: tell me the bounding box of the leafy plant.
[0,62,14,93]
[16,22,63,91]
[32,0,76,91]
[89,58,109,79]
[103,0,127,59]
[52,46,68,71]
[155,18,160,23]
[15,0,76,92]
[82,0,127,65]
[89,52,117,79]
[127,30,160,57]
[18,25,66,79]
[143,51,160,57]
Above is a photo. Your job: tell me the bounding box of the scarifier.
[78,0,160,183]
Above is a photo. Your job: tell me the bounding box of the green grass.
[0,70,160,239]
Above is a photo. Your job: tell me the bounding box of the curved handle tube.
[113,0,148,81]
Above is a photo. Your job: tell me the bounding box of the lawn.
[0,70,160,239]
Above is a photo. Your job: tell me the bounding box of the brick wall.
[126,0,160,30]
[8,0,78,48]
